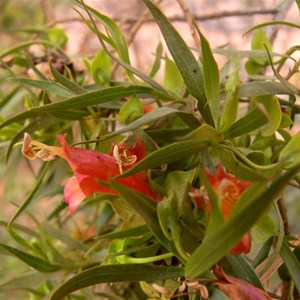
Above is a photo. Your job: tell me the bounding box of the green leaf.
[251,214,276,243]
[256,204,284,278]
[251,95,282,137]
[149,41,163,77]
[0,40,63,60]
[101,107,200,140]
[49,264,184,300]
[222,254,264,289]
[76,3,169,93]
[177,124,222,144]
[199,168,224,236]
[200,31,220,124]
[185,164,300,278]
[110,182,179,258]
[266,48,300,97]
[0,271,49,291]
[163,56,184,93]
[49,60,86,94]
[239,81,293,97]
[8,163,50,226]
[209,287,230,300]
[219,67,240,131]
[244,20,300,36]
[0,243,61,273]
[252,237,273,269]
[47,27,68,46]
[250,28,273,66]
[157,170,204,256]
[217,147,279,181]
[0,85,163,130]
[279,131,300,168]
[224,108,268,139]
[90,49,111,85]
[9,77,76,97]
[97,224,150,240]
[40,223,89,252]
[118,96,144,124]
[280,240,300,294]
[296,0,300,13]
[75,0,130,64]
[118,140,208,177]
[143,0,214,126]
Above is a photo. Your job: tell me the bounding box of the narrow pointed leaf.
[9,78,76,97]
[224,107,268,139]
[0,40,63,59]
[49,60,86,94]
[102,107,200,140]
[280,240,300,293]
[8,163,50,226]
[149,41,163,77]
[0,243,61,273]
[222,254,264,289]
[0,85,164,130]
[239,81,292,97]
[0,271,49,291]
[50,264,184,300]
[251,95,282,137]
[279,131,300,168]
[200,31,220,124]
[219,68,240,131]
[199,168,224,236]
[143,0,214,126]
[244,21,300,36]
[164,56,184,93]
[110,182,178,256]
[118,140,208,177]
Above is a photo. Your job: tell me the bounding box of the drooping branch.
[46,8,279,28]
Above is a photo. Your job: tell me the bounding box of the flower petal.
[58,134,119,179]
[22,132,37,159]
[230,232,251,254]
[76,172,117,196]
[213,265,271,300]
[64,176,87,213]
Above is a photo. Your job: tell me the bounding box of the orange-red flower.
[190,166,251,254]
[22,133,158,212]
[212,265,271,300]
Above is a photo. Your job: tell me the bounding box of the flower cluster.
[22,133,252,255]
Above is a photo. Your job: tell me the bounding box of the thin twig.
[278,197,290,235]
[126,0,163,46]
[265,0,294,43]
[45,8,278,28]
[176,0,200,48]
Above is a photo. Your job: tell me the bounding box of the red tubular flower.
[190,165,252,254]
[212,265,271,300]
[22,133,158,213]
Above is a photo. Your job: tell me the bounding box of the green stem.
[218,144,279,171]
[124,252,174,264]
